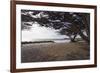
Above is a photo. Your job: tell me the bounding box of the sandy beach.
[21,41,90,63]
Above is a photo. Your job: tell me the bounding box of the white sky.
[22,22,68,42]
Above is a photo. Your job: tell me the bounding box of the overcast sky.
[22,22,68,42]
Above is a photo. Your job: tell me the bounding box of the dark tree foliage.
[21,10,90,43]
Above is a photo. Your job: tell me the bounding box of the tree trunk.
[79,31,89,43]
[69,34,77,42]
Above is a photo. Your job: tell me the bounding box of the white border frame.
[16,4,95,69]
